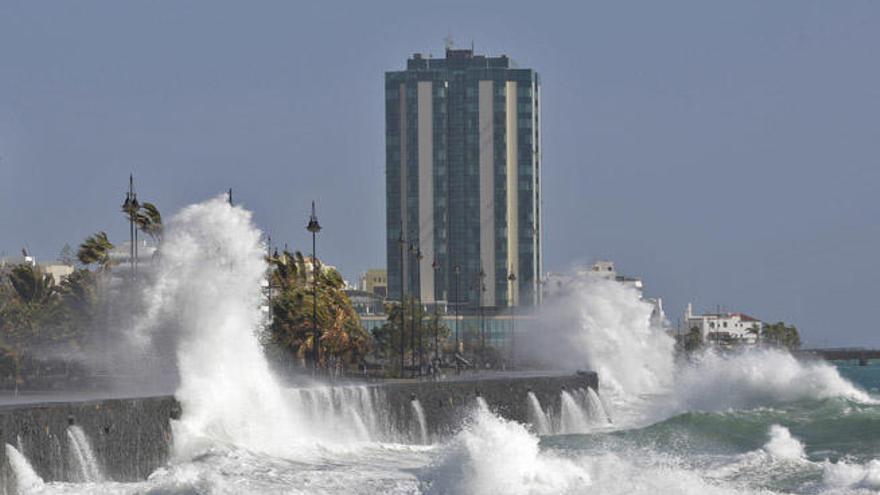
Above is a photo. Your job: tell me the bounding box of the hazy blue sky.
[1,1,878,346]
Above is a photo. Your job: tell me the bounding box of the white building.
[684,303,763,346]
[1,253,73,284]
[543,261,666,327]
[39,262,74,284]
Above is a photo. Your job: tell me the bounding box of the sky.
[1,1,878,346]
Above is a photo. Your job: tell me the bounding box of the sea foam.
[762,425,805,460]
[823,459,880,490]
[427,407,589,494]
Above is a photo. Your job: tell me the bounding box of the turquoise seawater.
[540,362,880,494]
[838,361,880,393]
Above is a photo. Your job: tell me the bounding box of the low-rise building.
[1,253,73,284]
[345,289,386,316]
[39,262,74,284]
[684,303,762,346]
[360,269,388,298]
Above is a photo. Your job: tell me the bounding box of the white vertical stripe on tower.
[534,80,542,305]
[505,81,519,307]
[417,81,435,303]
[478,80,495,307]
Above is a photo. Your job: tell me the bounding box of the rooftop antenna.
[444,34,454,50]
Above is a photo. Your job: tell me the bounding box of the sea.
[6,196,879,495]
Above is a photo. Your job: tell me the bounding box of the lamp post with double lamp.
[306,201,321,371]
[508,271,517,366]
[122,175,139,281]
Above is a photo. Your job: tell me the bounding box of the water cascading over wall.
[0,396,176,486]
[0,373,597,487]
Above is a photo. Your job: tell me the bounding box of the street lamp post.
[306,201,321,371]
[478,268,486,354]
[416,249,424,378]
[432,259,439,369]
[407,241,418,379]
[397,231,406,378]
[453,264,461,374]
[122,174,139,281]
[508,271,517,366]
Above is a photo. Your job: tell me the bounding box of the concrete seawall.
[383,372,599,437]
[0,372,597,487]
[0,396,177,487]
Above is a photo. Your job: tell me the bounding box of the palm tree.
[1,264,61,389]
[77,232,115,271]
[136,202,163,242]
[8,264,57,307]
[746,325,761,345]
[58,269,96,319]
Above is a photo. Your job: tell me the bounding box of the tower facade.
[386,48,542,309]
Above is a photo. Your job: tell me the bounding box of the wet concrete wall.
[384,372,599,437]
[0,396,177,488]
[0,372,596,487]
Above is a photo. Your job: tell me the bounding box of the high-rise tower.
[386,47,542,309]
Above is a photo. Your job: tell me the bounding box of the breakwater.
[0,372,597,488]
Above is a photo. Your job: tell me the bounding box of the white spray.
[426,407,590,494]
[823,459,880,490]
[587,388,612,424]
[5,444,44,493]
[66,425,105,482]
[674,348,874,411]
[411,399,429,444]
[523,274,676,398]
[136,196,304,459]
[559,390,591,434]
[526,392,552,436]
[526,270,873,425]
[762,424,805,460]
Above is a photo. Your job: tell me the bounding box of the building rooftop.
[691,311,761,322]
[405,47,515,71]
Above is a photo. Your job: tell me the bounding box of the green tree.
[8,263,57,306]
[683,326,703,353]
[373,299,419,376]
[136,202,163,242]
[77,232,115,271]
[59,243,75,265]
[0,264,61,387]
[268,250,370,371]
[57,269,96,326]
[372,299,450,377]
[761,322,801,350]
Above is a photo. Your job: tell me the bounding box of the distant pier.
[800,348,880,366]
